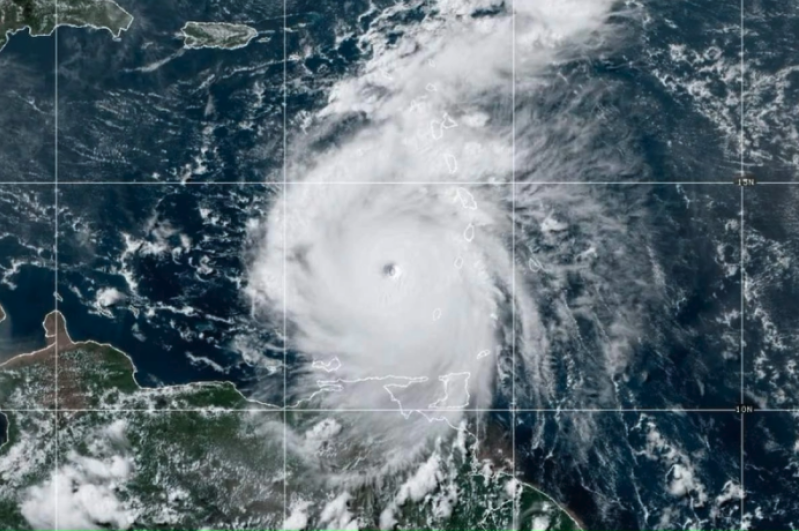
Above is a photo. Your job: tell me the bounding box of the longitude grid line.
[53,0,59,525]
[739,0,746,525]
[0,9,782,531]
[282,0,288,524]
[9,2,771,529]
[511,1,517,529]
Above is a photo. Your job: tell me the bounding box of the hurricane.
[248,0,652,456]
[0,0,787,527]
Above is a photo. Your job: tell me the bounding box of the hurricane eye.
[382,263,401,279]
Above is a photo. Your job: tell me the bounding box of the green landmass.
[0,311,257,411]
[0,307,580,530]
[0,0,133,51]
[180,21,257,50]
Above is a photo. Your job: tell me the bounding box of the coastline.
[0,303,585,529]
[0,0,134,53]
[180,21,258,51]
[0,304,273,410]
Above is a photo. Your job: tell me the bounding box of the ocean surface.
[1,0,798,529]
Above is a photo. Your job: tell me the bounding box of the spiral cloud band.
[274,183,512,416]
[249,0,628,445]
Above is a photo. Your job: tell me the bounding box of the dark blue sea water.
[1,0,798,529]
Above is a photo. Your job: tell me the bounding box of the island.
[0,0,133,51]
[180,21,257,50]
[0,306,579,530]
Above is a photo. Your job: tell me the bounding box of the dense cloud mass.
[22,421,135,530]
[249,0,647,460]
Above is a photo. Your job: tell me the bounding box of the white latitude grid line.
[5,4,779,530]
[53,0,60,526]
[0,408,774,414]
[0,180,752,185]
[739,0,746,526]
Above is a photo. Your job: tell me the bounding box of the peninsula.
[0,305,579,530]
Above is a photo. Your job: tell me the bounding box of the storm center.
[382,263,401,279]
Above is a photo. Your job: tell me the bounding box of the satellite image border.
[1,0,798,530]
